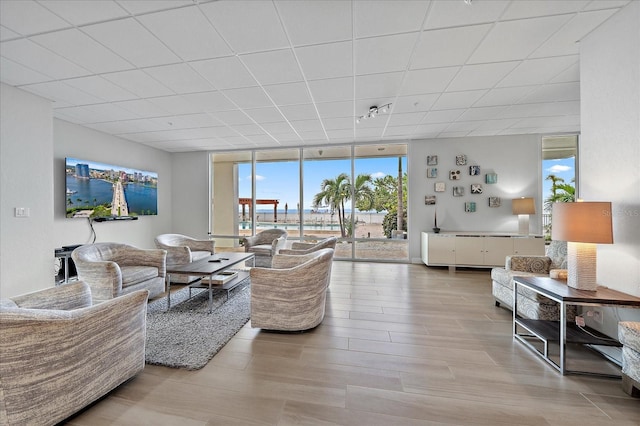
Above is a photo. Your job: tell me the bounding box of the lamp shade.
[551,201,613,244]
[512,197,536,215]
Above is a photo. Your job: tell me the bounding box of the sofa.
[72,242,166,303]
[0,282,149,425]
[242,229,288,267]
[491,240,575,320]
[155,233,215,283]
[619,321,640,397]
[250,248,334,331]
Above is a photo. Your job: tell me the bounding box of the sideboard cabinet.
[421,232,545,268]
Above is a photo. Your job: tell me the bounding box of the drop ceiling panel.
[41,0,129,26]
[210,110,254,126]
[295,41,353,80]
[144,63,214,94]
[243,107,286,124]
[432,90,488,110]
[112,99,171,118]
[0,0,71,36]
[190,56,258,90]
[116,0,194,15]
[412,25,492,69]
[0,57,50,86]
[241,49,304,85]
[308,77,353,103]
[518,82,580,104]
[200,1,289,54]
[1,39,90,79]
[422,109,465,124]
[355,72,404,100]
[316,101,354,119]
[392,94,440,113]
[31,28,133,73]
[387,112,427,127]
[457,106,509,121]
[468,15,572,64]
[222,87,274,109]
[279,104,319,121]
[473,86,535,107]
[102,69,173,97]
[401,67,459,95]
[180,92,238,112]
[323,117,354,130]
[63,75,137,102]
[22,81,105,106]
[447,62,519,91]
[82,18,181,68]
[498,56,579,87]
[424,0,509,30]
[501,0,589,20]
[276,0,352,46]
[263,82,312,106]
[354,0,428,38]
[0,25,20,41]
[355,32,418,75]
[137,6,232,61]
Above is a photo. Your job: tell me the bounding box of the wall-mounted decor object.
[485,173,498,184]
[465,202,476,212]
[427,155,438,166]
[469,165,481,175]
[456,155,467,165]
[435,182,445,192]
[489,197,501,207]
[471,184,483,194]
[427,167,438,178]
[449,169,461,180]
[453,186,464,197]
[425,195,436,205]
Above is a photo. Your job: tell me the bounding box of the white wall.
[407,134,541,262]
[170,151,210,239]
[53,120,173,249]
[580,1,640,331]
[0,84,54,297]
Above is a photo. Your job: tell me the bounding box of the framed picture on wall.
[427,155,438,165]
[453,186,464,197]
[427,167,438,178]
[489,197,501,207]
[435,182,445,192]
[425,195,436,205]
[449,169,461,180]
[469,165,481,175]
[486,173,498,184]
[465,202,476,212]
[456,155,467,165]
[471,184,483,194]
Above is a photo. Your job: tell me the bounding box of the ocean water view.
[66,175,157,216]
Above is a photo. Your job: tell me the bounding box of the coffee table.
[165,252,254,313]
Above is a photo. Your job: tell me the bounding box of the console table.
[421,232,544,268]
[513,276,640,377]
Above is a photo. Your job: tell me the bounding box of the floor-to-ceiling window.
[210,143,408,262]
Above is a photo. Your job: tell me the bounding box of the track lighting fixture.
[356,103,392,124]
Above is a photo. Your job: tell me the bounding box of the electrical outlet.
[593,310,604,324]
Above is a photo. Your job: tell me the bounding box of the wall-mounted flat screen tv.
[65,157,158,219]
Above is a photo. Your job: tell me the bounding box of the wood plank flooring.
[66,262,639,425]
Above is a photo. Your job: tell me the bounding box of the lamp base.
[567,242,598,291]
[517,215,530,235]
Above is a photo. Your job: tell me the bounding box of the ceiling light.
[356,104,392,124]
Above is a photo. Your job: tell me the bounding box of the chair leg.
[495,300,501,307]
[622,373,640,397]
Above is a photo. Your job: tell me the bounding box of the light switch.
[15,207,30,218]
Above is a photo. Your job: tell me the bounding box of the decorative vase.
[433,227,441,233]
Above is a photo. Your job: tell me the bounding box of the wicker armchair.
[0,282,148,425]
[72,242,166,303]
[250,248,334,331]
[279,237,337,255]
[242,229,288,267]
[155,234,215,283]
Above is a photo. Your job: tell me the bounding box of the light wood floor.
[67,262,639,425]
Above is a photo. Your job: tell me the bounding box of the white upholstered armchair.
[155,233,215,283]
[250,248,334,331]
[0,282,148,425]
[242,228,288,267]
[72,242,166,303]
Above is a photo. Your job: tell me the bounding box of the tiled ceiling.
[0,0,631,152]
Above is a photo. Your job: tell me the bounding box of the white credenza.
[421,232,545,268]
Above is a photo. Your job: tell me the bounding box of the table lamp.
[512,197,535,235]
[551,201,613,291]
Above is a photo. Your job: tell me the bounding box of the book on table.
[205,270,238,284]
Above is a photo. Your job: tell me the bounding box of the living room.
[1,0,639,423]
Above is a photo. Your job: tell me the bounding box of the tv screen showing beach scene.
[65,157,158,219]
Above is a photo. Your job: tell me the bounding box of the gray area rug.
[145,277,250,370]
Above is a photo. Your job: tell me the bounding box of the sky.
[541,156,575,210]
[238,156,407,211]
[66,157,157,178]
